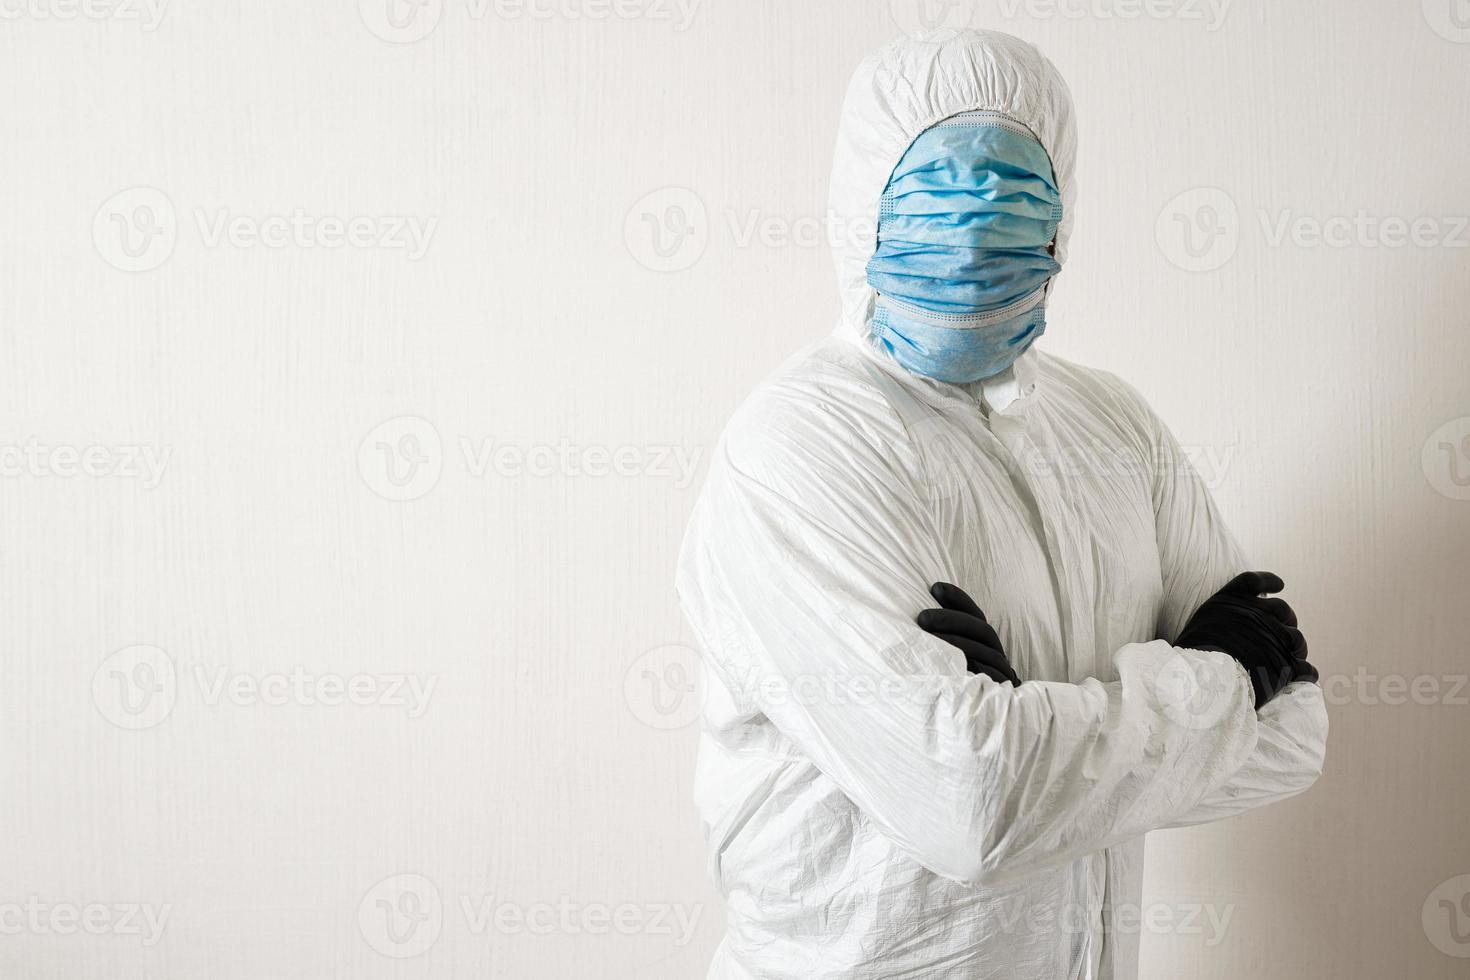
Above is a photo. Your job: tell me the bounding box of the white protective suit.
[676,29,1328,980]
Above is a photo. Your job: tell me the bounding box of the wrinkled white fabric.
[676,29,1328,980]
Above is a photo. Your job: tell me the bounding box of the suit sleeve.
[1134,384,1329,827]
[677,396,1269,887]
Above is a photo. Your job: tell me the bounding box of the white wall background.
[1,1,1468,977]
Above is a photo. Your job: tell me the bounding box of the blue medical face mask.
[866,112,1063,384]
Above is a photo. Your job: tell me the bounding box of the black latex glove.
[1175,571,1319,709]
[917,582,1021,686]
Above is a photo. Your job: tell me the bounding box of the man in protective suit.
[677,29,1326,980]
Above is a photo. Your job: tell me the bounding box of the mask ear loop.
[1039,190,1064,303]
[868,185,899,344]
[1041,237,1059,304]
